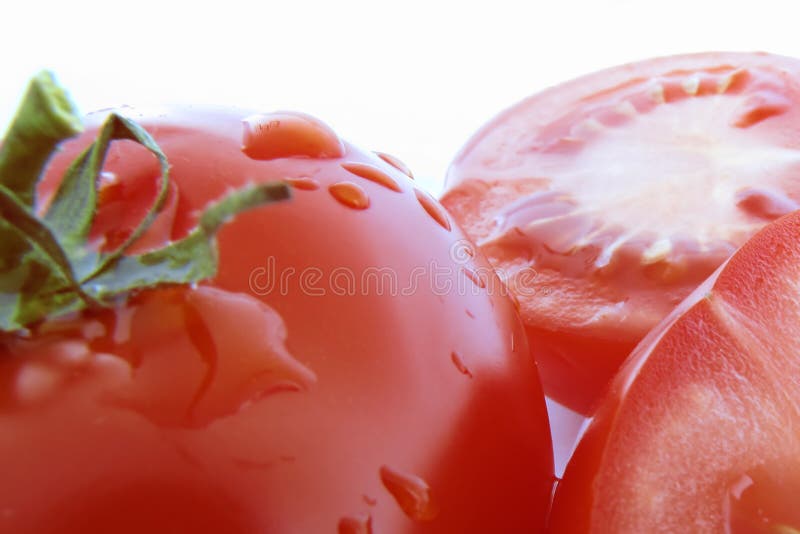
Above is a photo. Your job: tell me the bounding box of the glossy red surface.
[1,108,554,533]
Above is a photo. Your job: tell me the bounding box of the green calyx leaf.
[0,72,291,333]
[45,113,172,277]
[0,71,83,207]
[85,182,290,300]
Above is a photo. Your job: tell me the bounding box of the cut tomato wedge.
[549,209,800,533]
[442,52,800,413]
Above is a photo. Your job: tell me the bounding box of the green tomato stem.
[0,71,83,206]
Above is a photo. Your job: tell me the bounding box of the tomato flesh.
[442,52,800,413]
[549,210,800,533]
[726,463,800,533]
[0,109,554,533]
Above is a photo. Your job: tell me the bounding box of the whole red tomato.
[549,209,800,533]
[0,79,554,532]
[441,52,800,414]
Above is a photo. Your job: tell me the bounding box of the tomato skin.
[441,52,800,414]
[549,210,800,533]
[1,108,553,533]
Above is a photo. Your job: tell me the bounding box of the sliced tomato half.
[442,52,800,413]
[549,209,800,533]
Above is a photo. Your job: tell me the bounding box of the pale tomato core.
[443,53,800,413]
[485,67,800,278]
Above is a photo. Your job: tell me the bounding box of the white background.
[3,0,800,196]
[5,0,800,475]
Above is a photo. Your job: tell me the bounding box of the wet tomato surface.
[0,107,553,533]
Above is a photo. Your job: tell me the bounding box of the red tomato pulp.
[550,209,800,533]
[442,52,800,413]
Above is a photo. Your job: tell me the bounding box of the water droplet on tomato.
[451,351,473,378]
[338,514,373,534]
[112,305,136,344]
[341,162,402,192]
[100,171,118,185]
[286,176,321,191]
[81,320,107,340]
[15,364,61,404]
[329,182,370,210]
[379,465,438,521]
[465,309,475,319]
[415,189,451,231]
[242,112,344,160]
[91,352,133,381]
[374,151,414,179]
[52,340,91,366]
